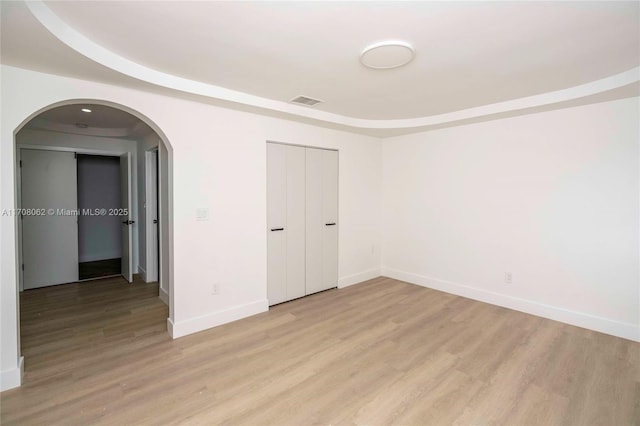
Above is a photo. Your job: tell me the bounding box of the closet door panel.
[286,145,306,300]
[267,143,287,305]
[21,149,79,289]
[305,147,324,295]
[322,149,339,290]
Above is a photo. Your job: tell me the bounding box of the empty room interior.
[0,1,638,425]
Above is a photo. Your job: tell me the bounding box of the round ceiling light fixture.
[360,41,415,70]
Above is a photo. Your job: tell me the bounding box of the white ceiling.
[1,1,639,134]
[25,104,152,139]
[35,104,140,129]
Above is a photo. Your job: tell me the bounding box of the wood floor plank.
[1,276,638,425]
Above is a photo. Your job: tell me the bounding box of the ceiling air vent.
[289,95,323,107]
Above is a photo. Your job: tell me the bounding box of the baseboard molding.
[1,356,24,391]
[338,268,381,289]
[138,265,147,282]
[382,267,640,342]
[168,299,268,339]
[158,287,169,306]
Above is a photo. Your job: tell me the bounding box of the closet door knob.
[270,228,284,231]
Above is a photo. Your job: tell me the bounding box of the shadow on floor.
[79,258,121,280]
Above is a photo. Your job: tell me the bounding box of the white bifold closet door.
[267,143,306,305]
[21,149,79,289]
[305,148,338,295]
[267,143,338,306]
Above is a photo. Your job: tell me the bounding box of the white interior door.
[267,143,287,305]
[285,145,306,300]
[322,149,339,290]
[120,153,133,283]
[21,149,78,289]
[306,147,338,295]
[146,149,159,282]
[158,144,170,299]
[305,147,324,294]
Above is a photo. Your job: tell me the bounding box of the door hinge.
[19,160,22,168]
[22,264,24,271]
[74,152,77,159]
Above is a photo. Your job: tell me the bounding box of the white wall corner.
[338,268,382,289]
[168,299,268,339]
[1,356,24,392]
[381,267,640,343]
[159,287,169,306]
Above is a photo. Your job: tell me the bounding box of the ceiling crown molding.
[26,0,640,132]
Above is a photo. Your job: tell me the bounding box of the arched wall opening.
[8,98,175,388]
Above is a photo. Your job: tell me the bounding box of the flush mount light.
[360,41,415,70]
[81,108,92,113]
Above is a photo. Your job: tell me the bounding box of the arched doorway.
[10,99,174,388]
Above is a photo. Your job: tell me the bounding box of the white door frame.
[17,144,134,290]
[145,147,160,283]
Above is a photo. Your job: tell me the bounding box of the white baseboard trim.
[138,265,147,282]
[159,287,169,306]
[1,356,24,391]
[168,299,268,339]
[382,267,640,342]
[338,268,381,289]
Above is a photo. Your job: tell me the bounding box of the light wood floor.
[1,276,638,425]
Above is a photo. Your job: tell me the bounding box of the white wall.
[77,155,122,263]
[382,97,640,341]
[0,65,383,390]
[16,129,140,271]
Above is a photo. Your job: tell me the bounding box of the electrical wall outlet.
[212,283,220,295]
[196,208,209,221]
[504,272,512,284]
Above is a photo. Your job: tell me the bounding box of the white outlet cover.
[196,208,209,221]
